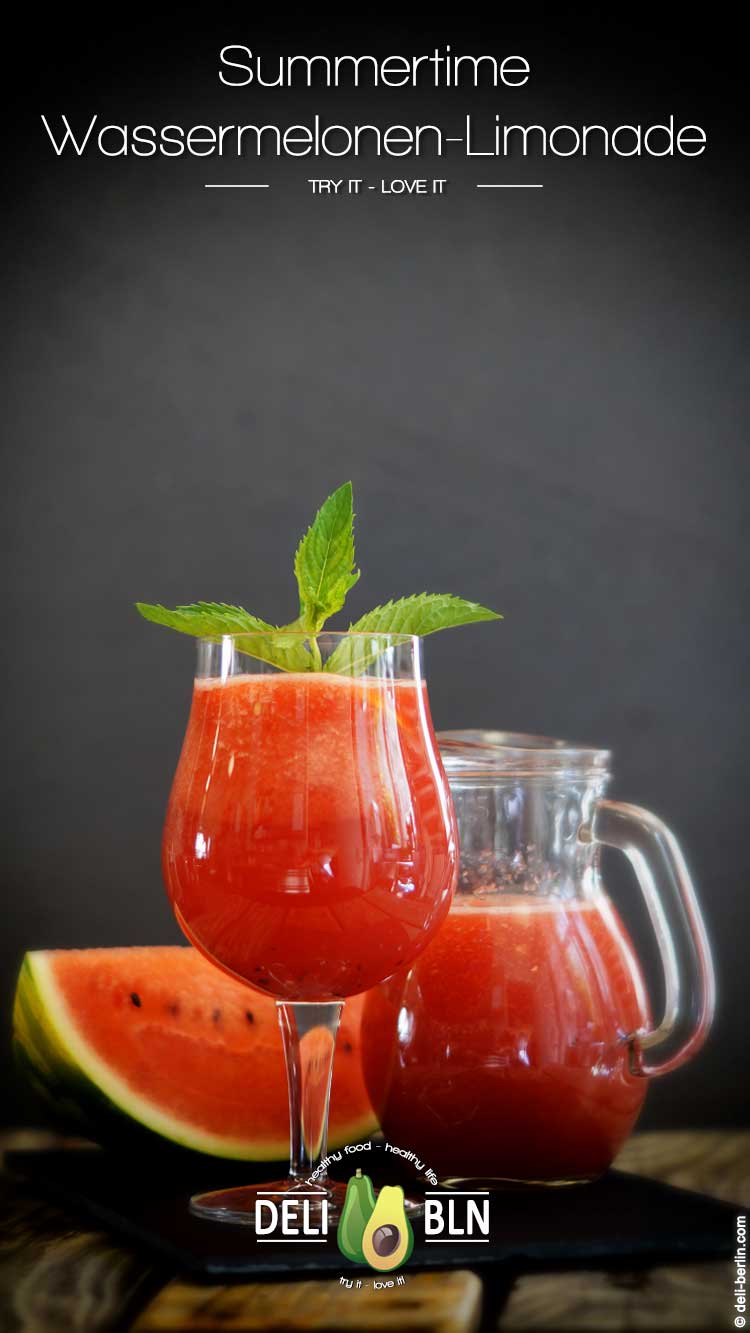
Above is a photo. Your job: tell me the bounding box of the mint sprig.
[294,482,360,634]
[136,482,501,671]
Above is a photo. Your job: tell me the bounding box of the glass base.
[190,1178,345,1228]
[191,1177,425,1227]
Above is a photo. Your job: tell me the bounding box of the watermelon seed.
[245,1011,255,1024]
[342,1040,353,1053]
[167,1002,180,1016]
[130,993,142,1008]
[212,1009,222,1024]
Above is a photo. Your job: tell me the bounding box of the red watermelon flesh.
[13,947,377,1160]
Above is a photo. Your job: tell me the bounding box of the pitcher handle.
[579,800,716,1077]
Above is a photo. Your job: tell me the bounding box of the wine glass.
[161,631,457,1224]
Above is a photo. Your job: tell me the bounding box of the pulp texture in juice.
[362,895,650,1181]
[163,672,456,1000]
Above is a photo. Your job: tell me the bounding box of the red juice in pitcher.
[359,727,714,1184]
[362,893,650,1183]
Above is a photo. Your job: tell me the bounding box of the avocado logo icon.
[337,1171,414,1272]
[338,1168,376,1264]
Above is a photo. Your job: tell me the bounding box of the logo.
[251,1138,492,1291]
[337,1169,414,1272]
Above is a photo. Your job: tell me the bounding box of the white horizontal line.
[257,1192,325,1197]
[424,1238,490,1243]
[424,1190,490,1195]
[476,184,543,189]
[255,1238,328,1243]
[204,183,270,189]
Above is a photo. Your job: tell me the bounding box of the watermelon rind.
[13,951,375,1161]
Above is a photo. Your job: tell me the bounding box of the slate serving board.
[7,1147,739,1280]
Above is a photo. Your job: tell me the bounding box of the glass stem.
[276,1000,343,1185]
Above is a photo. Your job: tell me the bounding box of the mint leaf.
[294,481,360,634]
[325,594,502,674]
[136,602,274,637]
[135,602,311,672]
[347,594,501,637]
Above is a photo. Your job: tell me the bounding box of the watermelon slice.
[13,947,377,1160]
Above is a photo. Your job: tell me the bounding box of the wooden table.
[1,1131,746,1331]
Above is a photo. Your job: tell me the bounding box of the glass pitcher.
[361,731,715,1185]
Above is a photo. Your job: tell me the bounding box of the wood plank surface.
[132,1270,483,1332]
[499,1261,735,1329]
[498,1131,748,1329]
[615,1129,750,1205]
[1,1130,747,1332]
[0,1174,160,1333]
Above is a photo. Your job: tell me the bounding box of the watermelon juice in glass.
[161,631,458,1223]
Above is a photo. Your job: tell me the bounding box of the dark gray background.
[2,11,747,1127]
